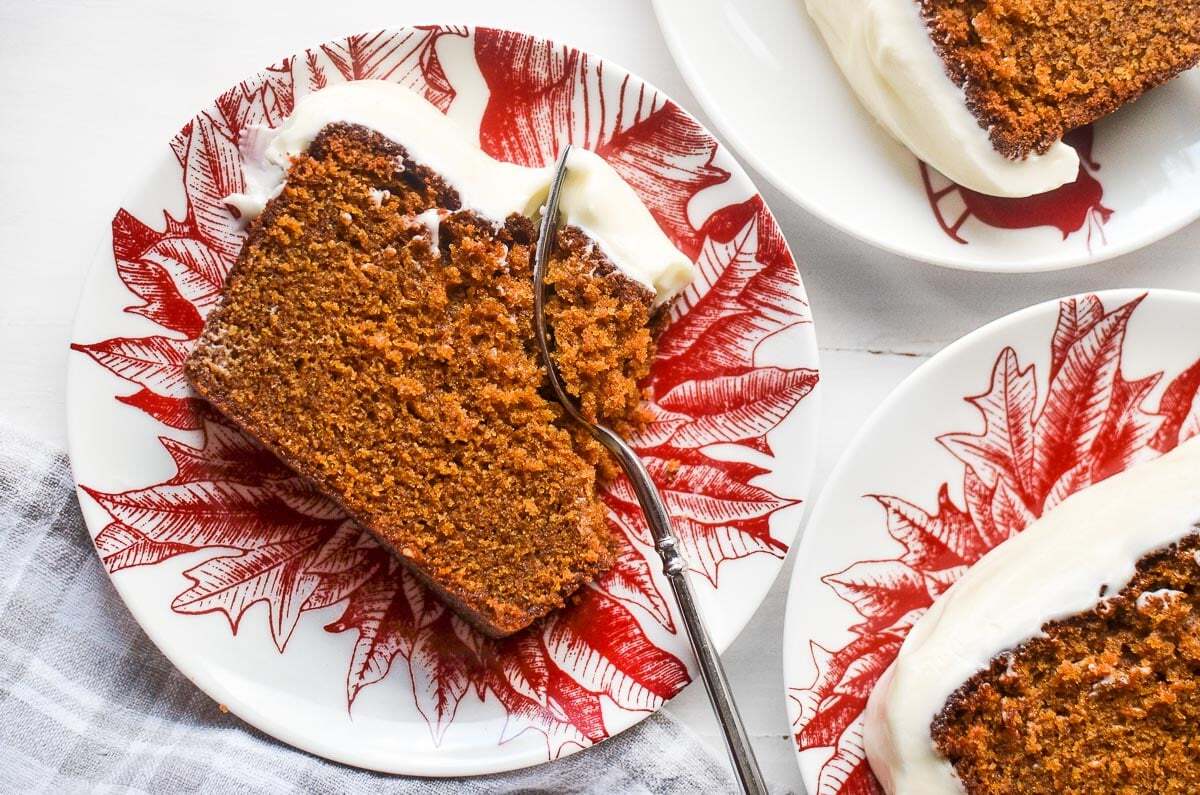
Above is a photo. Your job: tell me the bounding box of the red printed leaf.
[326,561,443,706]
[182,111,246,262]
[545,591,689,710]
[1042,461,1091,513]
[834,639,905,701]
[654,212,809,393]
[687,196,800,307]
[488,668,591,754]
[116,389,204,430]
[961,467,1004,548]
[542,590,691,715]
[653,367,817,448]
[791,642,838,733]
[170,123,191,168]
[256,63,297,128]
[605,453,789,584]
[922,568,966,601]
[134,236,227,310]
[989,477,1035,541]
[162,421,291,484]
[885,485,986,566]
[939,347,1035,497]
[475,30,594,165]
[112,207,229,339]
[113,208,166,261]
[1031,297,1141,502]
[306,51,328,92]
[870,495,964,572]
[671,513,782,585]
[474,28,727,254]
[822,561,931,634]
[409,612,475,744]
[1090,373,1163,483]
[797,693,864,750]
[161,437,271,486]
[488,631,607,752]
[302,523,379,610]
[653,459,788,524]
[213,74,293,143]
[1050,294,1104,383]
[544,668,608,745]
[70,336,192,397]
[1152,356,1200,452]
[115,256,204,338]
[596,105,729,256]
[495,632,553,708]
[94,521,197,572]
[625,402,691,448]
[312,28,465,111]
[791,634,900,744]
[172,532,327,649]
[82,481,323,550]
[817,720,877,795]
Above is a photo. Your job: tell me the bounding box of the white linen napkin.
[0,420,751,794]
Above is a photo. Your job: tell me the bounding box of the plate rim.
[779,286,1200,790]
[651,0,1200,274]
[65,23,822,777]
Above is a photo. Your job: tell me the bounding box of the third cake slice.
[807,0,1200,196]
[865,437,1200,793]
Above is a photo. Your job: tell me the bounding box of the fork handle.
[593,426,768,795]
[661,542,769,795]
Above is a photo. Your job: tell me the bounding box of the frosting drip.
[805,0,1080,198]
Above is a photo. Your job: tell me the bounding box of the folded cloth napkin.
[0,421,746,794]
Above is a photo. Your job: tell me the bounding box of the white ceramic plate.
[653,0,1200,272]
[66,26,820,776]
[782,288,1200,793]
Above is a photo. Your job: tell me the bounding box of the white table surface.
[3,0,1199,791]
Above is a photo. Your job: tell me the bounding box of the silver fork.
[532,145,768,795]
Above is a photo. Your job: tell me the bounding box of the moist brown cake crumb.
[920,0,1200,159]
[931,532,1200,794]
[185,124,661,637]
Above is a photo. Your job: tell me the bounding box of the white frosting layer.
[805,0,1080,198]
[864,437,1200,794]
[227,80,693,304]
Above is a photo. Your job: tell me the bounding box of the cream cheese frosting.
[863,436,1200,794]
[805,0,1080,198]
[226,80,693,304]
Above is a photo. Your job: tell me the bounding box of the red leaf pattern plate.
[782,289,1200,794]
[66,27,819,775]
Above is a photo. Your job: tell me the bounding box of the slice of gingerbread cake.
[186,81,694,638]
[864,436,1200,793]
[807,0,1200,197]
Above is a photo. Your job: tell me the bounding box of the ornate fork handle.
[594,426,768,795]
